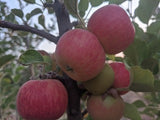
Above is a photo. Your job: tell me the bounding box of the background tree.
[0,0,160,120]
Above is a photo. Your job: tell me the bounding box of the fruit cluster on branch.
[1,0,137,120]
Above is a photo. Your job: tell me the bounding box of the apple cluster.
[55,4,134,120]
[16,4,135,120]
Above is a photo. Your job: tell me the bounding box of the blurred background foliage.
[0,0,160,119]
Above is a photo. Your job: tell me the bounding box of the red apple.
[16,79,68,120]
[88,4,135,54]
[109,62,130,95]
[87,95,124,120]
[55,28,106,81]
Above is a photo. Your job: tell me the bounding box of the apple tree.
[0,0,160,120]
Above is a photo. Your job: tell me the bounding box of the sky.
[2,0,144,54]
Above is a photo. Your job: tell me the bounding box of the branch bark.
[49,0,83,120]
[0,21,59,44]
[44,0,73,36]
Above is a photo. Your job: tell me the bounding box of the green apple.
[83,64,114,95]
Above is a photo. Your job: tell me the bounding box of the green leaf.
[109,0,126,4]
[5,13,15,22]
[38,15,45,28]
[26,8,42,20]
[154,79,160,92]
[9,104,16,109]
[64,0,78,17]
[142,107,158,117]
[23,0,35,4]
[129,66,155,92]
[48,8,54,14]
[133,22,146,40]
[147,34,160,55]
[0,55,15,68]
[133,100,146,108]
[11,9,24,18]
[30,8,42,17]
[18,50,44,65]
[147,21,160,36]
[124,39,149,65]
[78,0,89,17]
[90,0,104,7]
[26,13,31,20]
[141,57,159,74]
[124,102,142,120]
[135,0,159,24]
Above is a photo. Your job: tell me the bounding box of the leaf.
[64,0,78,17]
[135,0,159,24]
[23,0,35,4]
[5,13,15,22]
[11,9,24,18]
[124,38,149,65]
[30,8,42,17]
[141,57,159,74]
[154,79,160,92]
[78,0,89,17]
[89,0,104,7]
[109,0,126,5]
[38,15,45,28]
[147,21,160,36]
[26,8,42,20]
[26,13,31,20]
[129,66,155,92]
[133,100,146,108]
[133,22,146,40]
[142,107,158,117]
[48,8,54,14]
[0,55,15,68]
[124,102,142,120]
[147,34,160,55]
[18,50,44,65]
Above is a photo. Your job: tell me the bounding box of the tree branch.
[0,21,59,44]
[44,0,73,36]
[44,0,83,120]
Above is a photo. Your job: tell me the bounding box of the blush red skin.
[88,4,135,54]
[16,79,68,120]
[87,95,124,120]
[109,62,130,95]
[55,28,106,81]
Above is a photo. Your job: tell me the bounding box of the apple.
[16,79,68,120]
[109,62,130,95]
[87,4,135,54]
[87,95,124,120]
[55,28,106,81]
[83,63,114,95]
